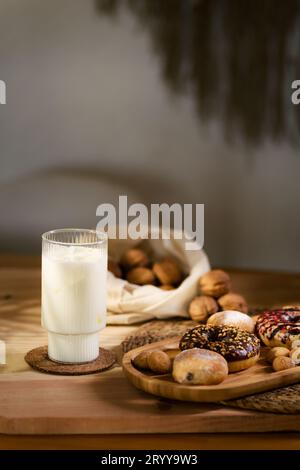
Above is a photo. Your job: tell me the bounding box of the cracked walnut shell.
[199,269,231,298]
[126,267,155,285]
[148,350,171,374]
[218,292,248,313]
[188,296,218,322]
[120,248,149,271]
[152,258,182,286]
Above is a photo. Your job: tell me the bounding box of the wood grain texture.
[123,339,300,402]
[1,254,300,441]
[1,433,300,450]
[2,373,300,435]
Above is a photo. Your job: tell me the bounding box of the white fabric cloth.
[107,235,210,324]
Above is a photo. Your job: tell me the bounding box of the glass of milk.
[42,229,107,364]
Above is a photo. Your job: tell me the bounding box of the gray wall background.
[0,0,300,271]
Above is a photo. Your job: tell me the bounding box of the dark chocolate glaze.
[179,324,260,362]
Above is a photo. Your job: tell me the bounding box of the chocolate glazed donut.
[256,308,300,348]
[180,324,260,372]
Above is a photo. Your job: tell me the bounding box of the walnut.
[152,258,182,286]
[108,259,122,278]
[120,248,149,271]
[272,356,295,372]
[266,347,290,364]
[148,350,171,374]
[133,351,151,370]
[199,270,231,298]
[188,296,218,322]
[218,292,248,313]
[126,267,155,285]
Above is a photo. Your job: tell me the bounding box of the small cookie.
[133,351,151,370]
[266,347,290,364]
[291,340,300,349]
[148,350,171,374]
[290,347,300,365]
[272,356,295,372]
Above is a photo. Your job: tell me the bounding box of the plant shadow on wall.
[96,0,300,145]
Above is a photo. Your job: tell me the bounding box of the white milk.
[42,245,107,363]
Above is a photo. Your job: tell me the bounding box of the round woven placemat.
[222,384,300,414]
[25,346,116,375]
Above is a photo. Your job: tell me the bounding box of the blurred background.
[0,0,299,271]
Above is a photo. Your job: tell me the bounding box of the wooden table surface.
[1,254,300,450]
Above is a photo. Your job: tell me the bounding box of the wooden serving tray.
[122,338,300,402]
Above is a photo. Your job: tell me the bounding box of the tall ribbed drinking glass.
[42,229,107,363]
